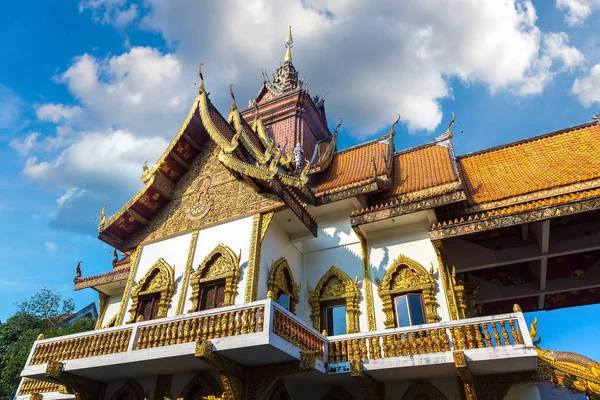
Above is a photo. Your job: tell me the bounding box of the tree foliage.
[0,288,95,399]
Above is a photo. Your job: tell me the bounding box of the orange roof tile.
[313,141,388,195]
[389,144,458,196]
[458,123,600,204]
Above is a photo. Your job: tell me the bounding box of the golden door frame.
[177,372,223,399]
[127,258,175,323]
[378,254,440,328]
[308,266,360,334]
[188,243,240,312]
[109,379,146,400]
[266,258,300,314]
[401,381,448,400]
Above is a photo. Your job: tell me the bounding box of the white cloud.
[139,0,582,132]
[45,241,58,253]
[10,132,39,156]
[556,0,600,26]
[79,0,138,28]
[572,63,600,106]
[57,188,86,208]
[24,129,168,193]
[0,84,28,132]
[36,103,82,124]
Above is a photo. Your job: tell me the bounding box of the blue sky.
[1,0,600,358]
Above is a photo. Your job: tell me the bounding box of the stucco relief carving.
[266,258,300,313]
[188,243,240,312]
[308,266,360,334]
[126,258,175,324]
[378,254,440,328]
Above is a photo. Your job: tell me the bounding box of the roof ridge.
[336,134,390,155]
[458,121,598,160]
[393,141,437,156]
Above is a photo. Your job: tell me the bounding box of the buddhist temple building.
[17,28,600,400]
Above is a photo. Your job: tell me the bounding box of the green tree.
[0,288,95,399]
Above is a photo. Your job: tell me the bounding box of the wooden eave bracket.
[269,177,318,237]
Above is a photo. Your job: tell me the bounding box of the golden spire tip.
[284,26,293,63]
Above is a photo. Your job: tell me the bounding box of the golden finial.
[374,274,381,285]
[430,263,435,275]
[198,63,205,92]
[99,204,106,228]
[529,317,539,342]
[37,333,44,341]
[284,26,293,63]
[513,304,522,313]
[229,84,237,108]
[333,118,343,137]
[390,113,401,136]
[142,160,148,173]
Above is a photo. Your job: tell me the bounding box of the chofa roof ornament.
[435,112,456,141]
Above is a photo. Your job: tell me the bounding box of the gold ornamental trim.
[352,227,376,331]
[266,258,300,313]
[432,241,462,320]
[245,212,274,303]
[188,243,240,312]
[95,292,109,330]
[308,266,360,334]
[176,231,199,315]
[377,254,440,328]
[127,258,175,323]
[116,247,142,325]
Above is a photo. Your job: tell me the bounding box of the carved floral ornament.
[308,266,360,334]
[378,254,440,328]
[266,258,300,313]
[188,243,241,312]
[127,258,175,324]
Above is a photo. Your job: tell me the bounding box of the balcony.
[21,300,536,384]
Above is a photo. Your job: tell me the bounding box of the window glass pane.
[327,306,347,335]
[395,296,411,327]
[277,293,290,310]
[408,294,426,326]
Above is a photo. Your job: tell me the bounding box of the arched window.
[401,381,448,400]
[178,372,222,400]
[127,258,175,323]
[266,258,299,313]
[378,254,440,328]
[188,244,240,312]
[109,379,145,400]
[308,266,359,335]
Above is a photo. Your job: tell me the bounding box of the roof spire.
[284,26,293,63]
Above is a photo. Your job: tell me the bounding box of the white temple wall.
[260,220,303,303]
[186,216,254,310]
[368,220,451,330]
[101,295,123,327]
[130,233,193,320]
[505,383,542,400]
[301,211,367,331]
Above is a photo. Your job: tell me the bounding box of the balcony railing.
[21,300,533,382]
[326,314,527,365]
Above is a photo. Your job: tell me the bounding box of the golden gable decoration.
[308,266,359,334]
[378,254,440,328]
[266,258,300,314]
[177,371,222,399]
[188,243,240,312]
[126,258,175,324]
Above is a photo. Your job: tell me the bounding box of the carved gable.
[126,141,282,247]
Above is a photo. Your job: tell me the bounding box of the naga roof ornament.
[435,112,456,141]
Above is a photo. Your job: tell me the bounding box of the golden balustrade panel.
[327,317,523,363]
[136,306,265,350]
[19,378,66,395]
[272,309,325,360]
[30,329,132,365]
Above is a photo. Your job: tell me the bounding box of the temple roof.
[458,122,600,205]
[312,137,390,196]
[389,144,458,197]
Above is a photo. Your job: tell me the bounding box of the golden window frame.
[126,258,175,324]
[401,381,448,400]
[266,258,300,314]
[308,266,360,334]
[378,254,440,328]
[188,243,240,312]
